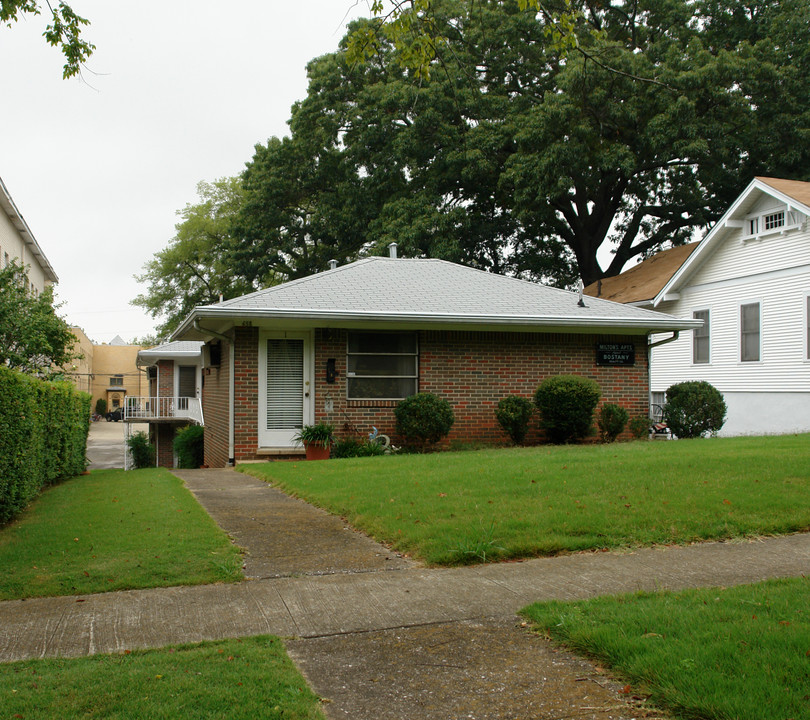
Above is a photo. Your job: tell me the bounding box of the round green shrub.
[394,393,455,447]
[126,431,155,469]
[629,415,651,439]
[173,425,205,468]
[94,397,107,416]
[495,395,534,445]
[663,381,727,439]
[533,375,601,444]
[597,403,629,443]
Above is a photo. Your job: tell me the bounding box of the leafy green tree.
[1,1,94,78]
[227,131,377,287]
[132,177,254,339]
[0,261,77,375]
[338,0,810,285]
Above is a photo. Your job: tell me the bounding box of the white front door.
[258,332,313,447]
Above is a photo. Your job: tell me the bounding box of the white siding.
[0,203,49,294]
[652,223,810,410]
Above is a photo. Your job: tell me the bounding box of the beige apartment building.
[65,329,149,413]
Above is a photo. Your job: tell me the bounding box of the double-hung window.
[740,302,760,362]
[110,375,124,386]
[692,310,710,364]
[346,332,418,400]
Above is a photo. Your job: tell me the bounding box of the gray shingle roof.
[175,257,699,336]
[137,340,203,363]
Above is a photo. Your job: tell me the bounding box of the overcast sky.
[0,1,371,344]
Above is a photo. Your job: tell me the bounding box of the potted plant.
[294,422,334,460]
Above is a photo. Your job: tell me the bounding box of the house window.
[763,211,785,231]
[741,302,760,362]
[346,332,418,399]
[110,375,124,386]
[692,310,710,364]
[743,206,802,240]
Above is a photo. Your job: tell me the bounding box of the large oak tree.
[231,0,809,287]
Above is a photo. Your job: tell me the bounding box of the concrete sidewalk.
[2,468,808,718]
[2,529,808,662]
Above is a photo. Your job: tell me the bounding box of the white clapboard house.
[586,177,810,436]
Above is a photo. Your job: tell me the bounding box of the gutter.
[174,307,702,339]
[193,319,235,466]
[648,331,679,350]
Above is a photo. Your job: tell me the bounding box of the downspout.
[647,331,679,409]
[648,331,679,350]
[194,319,235,466]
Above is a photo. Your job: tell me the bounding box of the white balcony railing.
[124,396,204,426]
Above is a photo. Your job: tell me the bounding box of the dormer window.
[743,206,801,241]
[763,211,784,231]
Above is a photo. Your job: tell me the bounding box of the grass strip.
[0,468,243,600]
[0,636,325,720]
[522,577,810,720]
[239,434,810,565]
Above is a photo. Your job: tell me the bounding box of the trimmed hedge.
[395,393,455,448]
[0,367,90,525]
[534,375,601,444]
[663,380,727,439]
[173,424,205,468]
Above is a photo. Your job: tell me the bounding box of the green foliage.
[534,375,600,444]
[523,578,810,720]
[395,393,455,447]
[293,422,334,448]
[132,177,254,338]
[0,261,78,375]
[126,431,155,469]
[597,403,629,443]
[0,366,89,525]
[0,1,94,78]
[94,397,107,416]
[0,468,243,600]
[322,0,810,287]
[173,425,205,468]
[629,415,651,440]
[663,381,727,439]
[240,433,810,565]
[495,395,534,445]
[331,437,386,458]
[0,636,325,720]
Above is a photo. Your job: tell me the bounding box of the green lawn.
[0,468,243,600]
[523,577,810,720]
[0,636,325,720]
[238,434,810,565]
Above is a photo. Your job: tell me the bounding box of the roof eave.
[173,306,700,339]
[0,176,59,284]
[653,177,810,307]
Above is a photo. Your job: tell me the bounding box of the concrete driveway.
[85,420,149,470]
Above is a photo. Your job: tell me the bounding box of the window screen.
[347,332,418,399]
[692,310,710,364]
[741,303,760,362]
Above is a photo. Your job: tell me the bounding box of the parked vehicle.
[106,407,124,422]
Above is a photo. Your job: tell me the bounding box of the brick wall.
[157,360,174,397]
[314,329,648,447]
[202,339,231,468]
[155,424,175,468]
[203,327,650,466]
[201,329,260,466]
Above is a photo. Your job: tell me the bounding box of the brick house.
[124,341,204,468]
[171,248,699,467]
